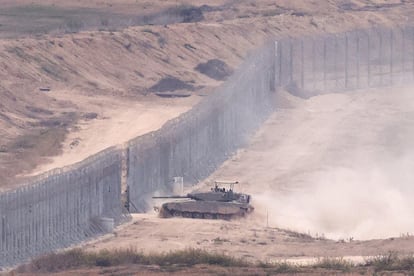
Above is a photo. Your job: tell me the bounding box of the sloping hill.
[0,0,412,190]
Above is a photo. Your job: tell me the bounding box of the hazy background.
[209,85,414,240]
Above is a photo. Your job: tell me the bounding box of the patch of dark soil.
[155,92,192,98]
[0,111,78,188]
[195,59,233,81]
[149,77,194,93]
[25,105,54,116]
[292,11,309,17]
[339,2,404,12]
[175,5,204,23]
[12,127,66,154]
[0,126,68,188]
[184,43,197,51]
[82,112,98,121]
[200,5,219,12]
[142,4,205,26]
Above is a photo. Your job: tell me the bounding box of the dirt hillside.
[1,0,413,190]
[2,1,414,275]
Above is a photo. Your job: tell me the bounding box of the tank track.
[160,206,241,220]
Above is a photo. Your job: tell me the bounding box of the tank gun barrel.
[152,195,189,199]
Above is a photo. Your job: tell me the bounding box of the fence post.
[312,38,316,91]
[412,26,414,79]
[345,32,349,89]
[334,35,338,89]
[301,39,305,90]
[367,30,371,87]
[390,29,393,85]
[401,26,406,77]
[379,28,383,86]
[356,30,360,88]
[278,40,283,87]
[290,39,293,83]
[323,37,327,91]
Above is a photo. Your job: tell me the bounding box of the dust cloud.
[210,85,414,240]
[254,158,414,240]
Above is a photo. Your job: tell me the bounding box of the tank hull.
[159,200,254,220]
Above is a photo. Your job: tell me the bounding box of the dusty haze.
[207,85,414,240]
[86,86,414,263]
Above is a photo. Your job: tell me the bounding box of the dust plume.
[231,86,414,240]
[254,154,414,240]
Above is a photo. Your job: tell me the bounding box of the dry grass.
[15,248,248,273]
[14,248,414,274]
[365,252,414,272]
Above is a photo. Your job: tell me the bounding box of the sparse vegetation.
[365,252,414,272]
[40,63,65,81]
[15,248,414,274]
[149,76,195,93]
[195,59,233,81]
[16,248,247,273]
[212,237,230,244]
[312,257,353,272]
[141,29,167,47]
[0,3,206,38]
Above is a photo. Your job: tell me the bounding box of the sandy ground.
[28,91,200,174]
[85,213,414,264]
[85,85,414,262]
[208,85,414,241]
[1,1,414,273]
[1,0,413,187]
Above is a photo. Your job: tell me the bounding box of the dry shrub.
[312,257,353,272]
[18,248,87,273]
[365,252,414,272]
[15,248,247,273]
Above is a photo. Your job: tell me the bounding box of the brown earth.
[2,0,414,275]
[80,85,414,264]
[1,0,413,189]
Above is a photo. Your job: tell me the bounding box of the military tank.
[152,181,253,220]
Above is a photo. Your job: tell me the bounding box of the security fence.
[1,25,414,269]
[276,26,414,97]
[127,43,276,212]
[0,147,124,268]
[127,25,414,212]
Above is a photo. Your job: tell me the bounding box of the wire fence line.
[1,25,413,269]
[126,26,414,212]
[277,26,414,97]
[127,43,276,212]
[0,147,127,268]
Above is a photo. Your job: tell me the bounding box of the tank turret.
[152,181,253,220]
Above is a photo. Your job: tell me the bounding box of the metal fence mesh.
[126,25,414,212]
[127,43,276,212]
[1,25,413,269]
[0,147,125,268]
[279,26,414,97]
